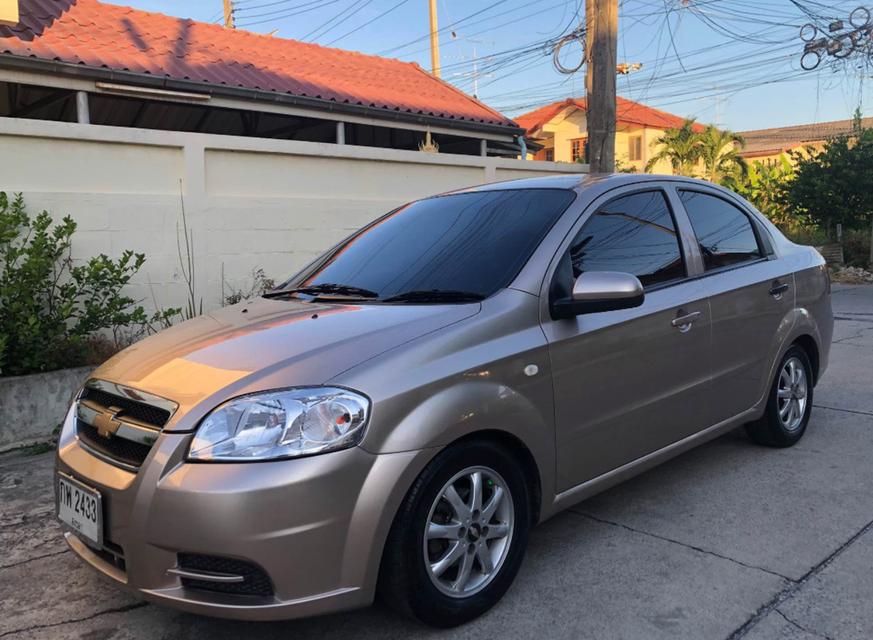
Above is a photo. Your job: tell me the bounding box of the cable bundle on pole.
[551,27,586,74]
[798,5,872,71]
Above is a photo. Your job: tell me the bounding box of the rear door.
[674,188,793,423]
[541,186,713,491]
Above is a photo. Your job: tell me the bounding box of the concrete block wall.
[0,117,586,313]
[0,366,92,450]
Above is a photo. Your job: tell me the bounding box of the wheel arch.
[441,429,543,525]
[791,334,820,384]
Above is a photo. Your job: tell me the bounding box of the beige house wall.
[0,117,586,312]
[542,109,588,163]
[742,144,821,167]
[641,127,677,174]
[526,109,679,174]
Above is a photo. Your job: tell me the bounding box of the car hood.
[92,297,480,431]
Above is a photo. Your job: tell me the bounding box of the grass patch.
[17,441,54,456]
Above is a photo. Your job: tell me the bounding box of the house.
[738,116,873,165]
[0,0,526,156]
[0,0,581,312]
[516,96,703,173]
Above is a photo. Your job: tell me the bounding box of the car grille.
[76,420,153,468]
[75,383,174,471]
[177,553,275,597]
[79,386,171,428]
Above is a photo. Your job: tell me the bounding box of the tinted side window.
[569,190,685,288]
[679,190,762,271]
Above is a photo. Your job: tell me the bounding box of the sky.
[105,0,873,132]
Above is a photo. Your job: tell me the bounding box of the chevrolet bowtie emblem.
[92,406,124,438]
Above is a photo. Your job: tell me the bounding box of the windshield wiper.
[263,283,379,299]
[381,289,486,303]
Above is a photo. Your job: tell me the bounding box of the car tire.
[378,439,531,627]
[745,344,814,448]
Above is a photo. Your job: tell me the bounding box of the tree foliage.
[697,125,747,183]
[0,192,178,376]
[645,119,747,181]
[783,117,873,237]
[729,155,795,229]
[645,119,702,176]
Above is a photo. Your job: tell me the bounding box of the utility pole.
[585,0,618,173]
[429,0,441,77]
[223,0,235,28]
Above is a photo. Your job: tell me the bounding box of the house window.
[545,148,554,162]
[628,135,643,162]
[571,138,587,163]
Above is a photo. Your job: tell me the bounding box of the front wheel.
[745,345,813,447]
[378,440,531,627]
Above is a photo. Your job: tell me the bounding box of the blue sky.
[107,0,872,131]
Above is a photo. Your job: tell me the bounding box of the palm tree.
[645,118,701,176]
[697,124,747,183]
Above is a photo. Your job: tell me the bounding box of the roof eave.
[0,54,525,139]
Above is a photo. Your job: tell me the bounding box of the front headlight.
[188,387,370,462]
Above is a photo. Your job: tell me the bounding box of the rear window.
[286,188,576,299]
[679,190,763,271]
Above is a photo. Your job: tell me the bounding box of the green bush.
[0,192,176,377]
[783,112,873,238]
[843,229,872,268]
[784,226,832,247]
[0,332,6,374]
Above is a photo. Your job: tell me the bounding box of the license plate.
[56,473,103,547]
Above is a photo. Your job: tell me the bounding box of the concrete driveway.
[2,284,871,640]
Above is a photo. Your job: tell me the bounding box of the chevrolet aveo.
[56,174,832,627]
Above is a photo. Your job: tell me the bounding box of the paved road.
[2,285,872,640]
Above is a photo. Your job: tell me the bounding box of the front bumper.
[55,409,426,621]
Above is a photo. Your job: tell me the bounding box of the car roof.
[454,172,718,195]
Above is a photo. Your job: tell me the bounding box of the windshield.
[278,188,576,302]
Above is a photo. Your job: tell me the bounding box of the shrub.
[0,332,6,375]
[0,192,176,377]
[844,229,872,268]
[221,267,275,306]
[784,226,832,247]
[783,112,873,244]
[729,156,799,230]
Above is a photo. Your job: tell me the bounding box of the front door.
[541,189,713,491]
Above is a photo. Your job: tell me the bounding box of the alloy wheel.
[423,466,514,598]
[777,356,808,432]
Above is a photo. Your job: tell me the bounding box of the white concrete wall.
[0,366,93,450]
[0,117,585,313]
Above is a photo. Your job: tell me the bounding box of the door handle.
[769,282,789,298]
[671,311,701,331]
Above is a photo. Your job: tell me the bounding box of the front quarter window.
[278,188,576,302]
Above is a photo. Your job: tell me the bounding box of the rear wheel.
[745,345,813,447]
[378,440,531,627]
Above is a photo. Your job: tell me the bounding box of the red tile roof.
[516,97,704,135]
[0,0,516,129]
[738,116,873,155]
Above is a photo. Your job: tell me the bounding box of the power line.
[302,0,375,41]
[326,0,414,45]
[235,0,345,26]
[377,0,515,55]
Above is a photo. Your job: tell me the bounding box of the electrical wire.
[325,0,414,45]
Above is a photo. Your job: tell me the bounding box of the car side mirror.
[551,271,645,319]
